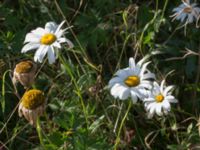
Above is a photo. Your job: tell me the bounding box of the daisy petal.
[21,43,40,53]
[53,41,61,49]
[65,38,74,48]
[110,84,120,98]
[137,55,150,66]
[24,33,40,43]
[34,45,49,63]
[108,77,123,88]
[155,104,162,116]
[115,69,128,79]
[47,47,56,64]
[119,88,130,100]
[163,85,174,96]
[130,91,138,103]
[141,72,155,80]
[162,101,171,111]
[129,57,136,69]
[160,80,165,94]
[31,27,47,36]
[45,22,57,33]
[139,61,150,76]
[55,21,65,35]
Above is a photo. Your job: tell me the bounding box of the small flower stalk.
[18,89,45,126]
[13,60,37,88]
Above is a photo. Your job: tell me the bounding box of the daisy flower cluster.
[171,0,200,27]
[12,21,73,126]
[108,57,178,118]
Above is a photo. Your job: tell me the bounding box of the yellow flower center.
[183,7,192,13]
[40,33,56,45]
[124,75,140,87]
[155,94,164,103]
[21,89,45,109]
[15,61,33,73]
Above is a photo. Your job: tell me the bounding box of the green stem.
[161,0,169,19]
[114,101,132,150]
[36,118,46,150]
[2,70,11,114]
[58,54,89,129]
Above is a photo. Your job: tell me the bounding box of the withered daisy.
[18,89,45,126]
[13,60,37,88]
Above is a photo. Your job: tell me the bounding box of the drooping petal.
[53,41,61,49]
[163,85,174,96]
[55,30,65,38]
[18,103,23,117]
[111,83,128,100]
[148,104,156,118]
[141,72,155,80]
[139,61,150,76]
[130,91,138,103]
[55,21,65,35]
[119,88,130,100]
[65,38,74,48]
[137,55,150,67]
[57,37,68,43]
[47,47,56,64]
[155,104,162,116]
[180,13,187,22]
[162,101,171,111]
[21,43,40,53]
[34,45,49,63]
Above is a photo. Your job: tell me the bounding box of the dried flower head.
[18,89,45,126]
[13,60,37,88]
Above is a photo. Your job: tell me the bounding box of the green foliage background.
[0,0,200,149]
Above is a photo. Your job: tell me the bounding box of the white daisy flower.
[171,0,200,25]
[21,21,74,64]
[108,57,155,103]
[144,80,178,118]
